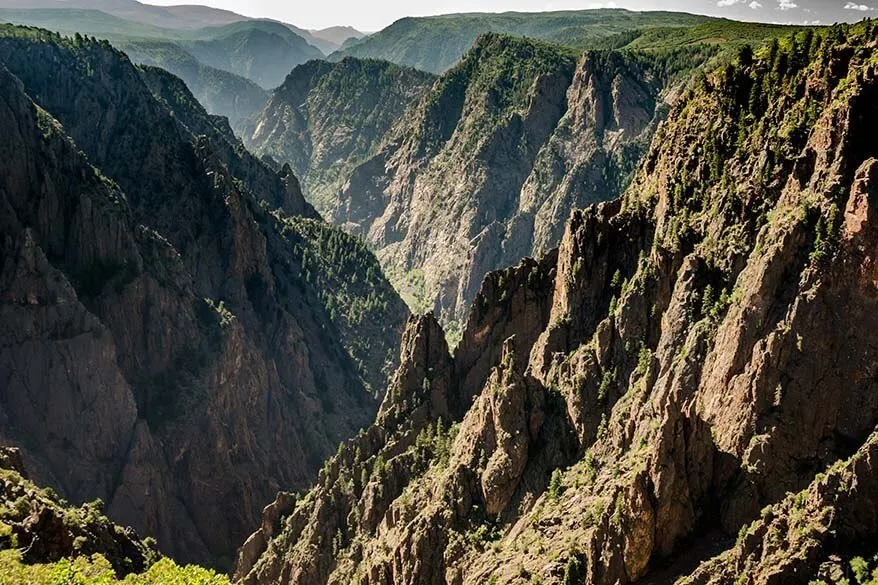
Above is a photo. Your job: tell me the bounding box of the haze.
[143,0,870,31]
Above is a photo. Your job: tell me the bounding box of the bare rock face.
[335,36,683,330]
[238,25,878,585]
[455,252,557,406]
[0,30,407,569]
[474,340,545,516]
[234,313,458,585]
[684,430,878,585]
[243,34,686,332]
[0,447,25,476]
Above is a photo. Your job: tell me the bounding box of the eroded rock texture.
[237,25,878,585]
[246,35,691,330]
[0,28,408,569]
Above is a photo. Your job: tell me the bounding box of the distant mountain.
[331,9,719,73]
[279,24,364,55]
[311,25,367,45]
[0,7,180,38]
[0,9,324,122]
[0,0,249,29]
[119,39,269,125]
[180,20,324,89]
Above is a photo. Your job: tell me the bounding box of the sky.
[143,0,874,31]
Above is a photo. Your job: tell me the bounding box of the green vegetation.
[563,556,582,585]
[179,20,323,89]
[0,9,322,116]
[0,464,198,583]
[454,34,578,138]
[412,418,458,469]
[281,216,397,328]
[278,215,407,393]
[618,21,804,52]
[249,57,435,216]
[548,469,564,500]
[0,551,230,585]
[0,8,181,40]
[396,268,432,314]
[0,22,268,129]
[809,553,878,585]
[642,22,875,286]
[335,9,720,73]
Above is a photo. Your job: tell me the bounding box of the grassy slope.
[336,10,810,74]
[333,9,716,73]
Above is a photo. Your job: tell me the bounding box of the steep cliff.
[0,447,156,577]
[243,57,435,217]
[237,23,878,585]
[336,34,700,333]
[0,25,407,570]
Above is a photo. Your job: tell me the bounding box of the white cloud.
[749,1,763,8]
[717,0,739,5]
[844,1,875,10]
[778,0,797,9]
[587,1,619,7]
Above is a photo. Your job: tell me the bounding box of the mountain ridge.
[331,9,721,74]
[236,22,878,585]
[243,56,436,216]
[0,23,407,569]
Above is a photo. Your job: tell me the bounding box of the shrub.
[548,469,564,500]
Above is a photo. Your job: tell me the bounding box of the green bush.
[548,469,564,500]
[0,551,231,585]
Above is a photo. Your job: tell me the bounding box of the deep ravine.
[0,26,408,570]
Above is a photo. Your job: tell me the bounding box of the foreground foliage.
[0,552,230,585]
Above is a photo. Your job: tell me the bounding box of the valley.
[244,23,796,337]
[0,3,877,585]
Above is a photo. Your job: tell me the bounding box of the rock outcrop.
[237,23,878,585]
[243,57,435,217]
[258,34,703,332]
[0,447,157,577]
[0,27,408,569]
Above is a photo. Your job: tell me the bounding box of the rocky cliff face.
[337,35,694,332]
[242,57,435,217]
[0,26,407,569]
[252,34,702,335]
[237,24,878,585]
